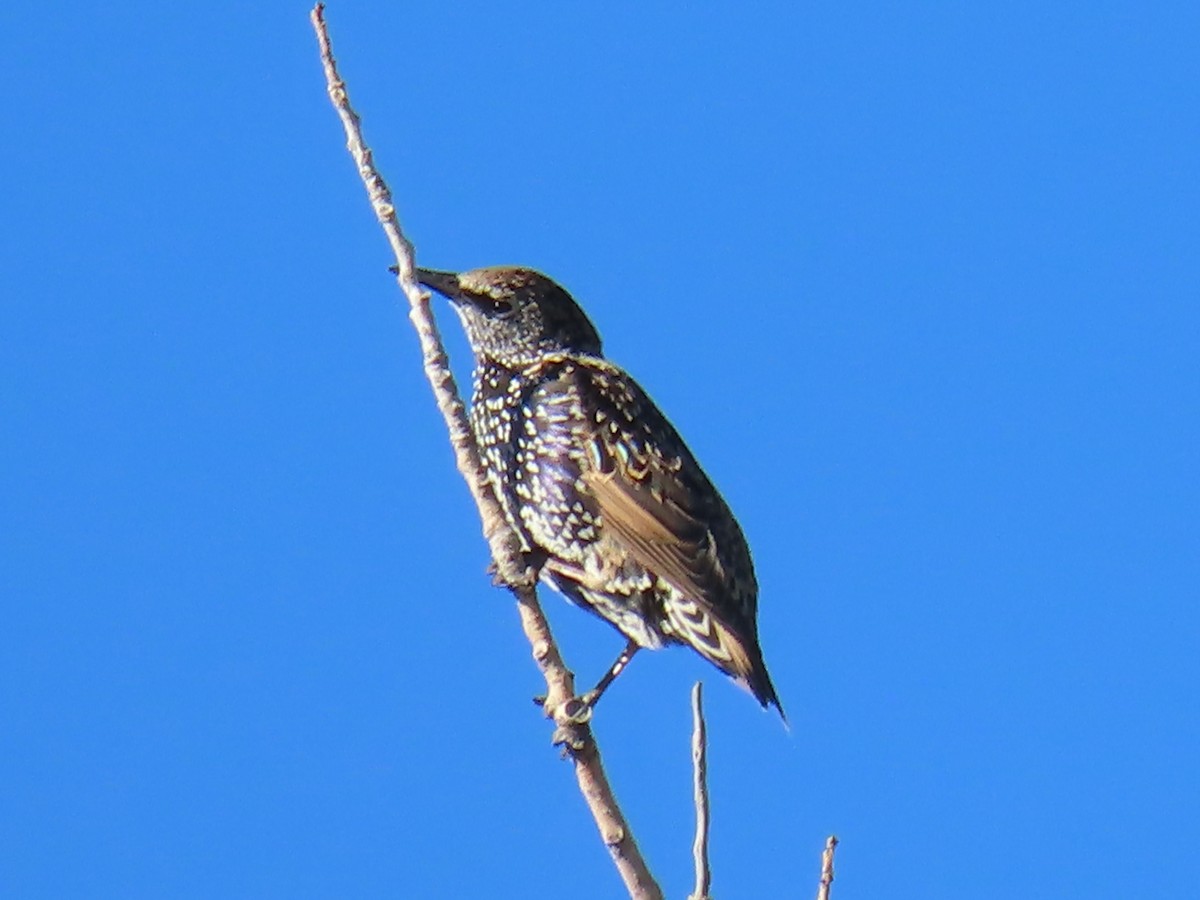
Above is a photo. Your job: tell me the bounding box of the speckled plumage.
[418,266,782,714]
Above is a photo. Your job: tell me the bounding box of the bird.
[417,265,783,717]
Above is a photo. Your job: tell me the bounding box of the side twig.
[307,7,661,899]
[688,683,712,900]
[816,835,838,900]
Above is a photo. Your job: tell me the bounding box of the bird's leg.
[535,639,642,723]
[581,639,641,707]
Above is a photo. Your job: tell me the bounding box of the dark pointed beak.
[415,268,463,301]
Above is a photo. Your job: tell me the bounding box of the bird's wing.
[572,363,756,626]
[581,373,767,691]
[522,359,774,706]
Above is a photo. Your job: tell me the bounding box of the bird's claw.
[532,692,594,723]
[486,560,506,587]
[559,694,594,725]
[487,552,543,587]
[550,723,588,753]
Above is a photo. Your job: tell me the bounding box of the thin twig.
[307,7,661,899]
[687,682,712,900]
[816,835,838,900]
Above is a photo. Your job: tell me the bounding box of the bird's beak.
[415,268,463,302]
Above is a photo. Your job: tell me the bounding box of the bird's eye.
[488,298,515,317]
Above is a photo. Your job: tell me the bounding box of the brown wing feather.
[583,452,763,690]
[583,465,725,608]
[567,360,759,632]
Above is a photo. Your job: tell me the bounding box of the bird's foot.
[532,691,597,754]
[558,693,596,725]
[532,692,593,721]
[550,697,594,754]
[487,550,546,588]
[550,723,589,754]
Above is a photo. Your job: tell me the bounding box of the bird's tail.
[687,613,786,722]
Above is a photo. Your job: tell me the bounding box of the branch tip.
[688,682,712,900]
[816,834,838,900]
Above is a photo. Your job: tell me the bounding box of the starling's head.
[417,266,603,368]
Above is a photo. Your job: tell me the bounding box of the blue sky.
[3,3,1197,897]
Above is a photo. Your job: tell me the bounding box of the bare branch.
[308,7,661,898]
[816,835,838,900]
[687,682,712,900]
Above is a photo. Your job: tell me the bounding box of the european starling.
[418,266,782,716]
